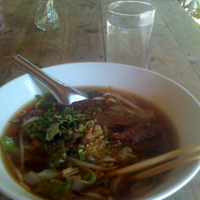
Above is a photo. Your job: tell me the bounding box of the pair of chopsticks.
[104,142,200,180]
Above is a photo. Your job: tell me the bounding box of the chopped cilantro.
[64,180,72,189]
[72,110,82,114]
[46,123,60,141]
[38,99,54,109]
[96,107,102,113]
[104,133,109,144]
[64,107,73,113]
[83,173,90,180]
[35,94,43,100]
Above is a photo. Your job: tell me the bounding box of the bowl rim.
[0,62,200,200]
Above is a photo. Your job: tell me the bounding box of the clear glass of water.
[107,1,156,69]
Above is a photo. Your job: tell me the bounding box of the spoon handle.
[12,54,87,104]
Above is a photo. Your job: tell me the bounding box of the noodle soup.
[0,87,179,200]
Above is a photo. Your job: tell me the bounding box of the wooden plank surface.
[149,0,200,101]
[60,0,105,64]
[0,0,105,86]
[1,0,200,199]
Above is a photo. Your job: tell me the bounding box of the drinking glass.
[107,1,155,69]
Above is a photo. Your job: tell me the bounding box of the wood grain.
[149,0,200,101]
[1,0,200,199]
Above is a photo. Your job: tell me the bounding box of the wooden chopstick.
[129,149,200,181]
[104,142,200,177]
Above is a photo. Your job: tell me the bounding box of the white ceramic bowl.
[0,62,200,200]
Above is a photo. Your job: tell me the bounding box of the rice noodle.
[35,99,44,109]
[128,178,157,197]
[37,169,60,179]
[5,152,23,181]
[93,97,105,100]
[97,157,118,163]
[69,157,118,171]
[23,145,33,153]
[23,116,40,125]
[83,192,105,199]
[110,104,134,116]
[103,93,146,118]
[105,98,116,106]
[19,181,31,190]
[109,176,122,196]
[70,181,89,192]
[127,153,137,158]
[19,129,24,171]
[62,167,79,177]
[18,110,27,116]
[22,171,41,186]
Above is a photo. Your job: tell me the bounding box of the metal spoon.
[12,54,89,105]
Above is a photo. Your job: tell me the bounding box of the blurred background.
[178,0,200,25]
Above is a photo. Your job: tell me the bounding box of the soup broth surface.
[0,87,179,200]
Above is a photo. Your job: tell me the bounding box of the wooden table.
[1,0,200,199]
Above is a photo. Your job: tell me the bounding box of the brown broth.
[1,86,180,199]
